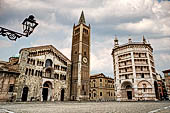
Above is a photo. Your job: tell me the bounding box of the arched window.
[45,59,53,67]
[46,68,52,78]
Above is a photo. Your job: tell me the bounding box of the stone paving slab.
[0,101,170,113]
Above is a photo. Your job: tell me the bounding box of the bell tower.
[71,11,90,101]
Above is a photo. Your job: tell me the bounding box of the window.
[94,93,96,97]
[32,69,34,75]
[125,68,127,72]
[125,75,128,79]
[54,74,59,79]
[27,58,30,63]
[84,52,86,56]
[46,68,51,78]
[33,60,35,65]
[100,79,102,82]
[29,69,31,75]
[168,72,170,76]
[124,62,126,66]
[45,59,53,67]
[82,85,84,90]
[35,70,38,76]
[100,92,102,96]
[143,84,146,92]
[100,83,102,87]
[75,28,80,34]
[8,84,14,92]
[25,68,28,75]
[141,74,144,78]
[83,28,88,34]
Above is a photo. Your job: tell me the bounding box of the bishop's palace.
[0,12,168,102]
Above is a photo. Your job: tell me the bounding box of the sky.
[0,0,170,78]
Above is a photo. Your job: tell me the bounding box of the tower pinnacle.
[79,11,86,24]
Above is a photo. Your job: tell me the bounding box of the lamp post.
[0,15,38,41]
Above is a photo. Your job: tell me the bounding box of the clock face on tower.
[83,57,88,63]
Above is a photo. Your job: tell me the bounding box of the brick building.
[163,69,170,100]
[70,11,90,101]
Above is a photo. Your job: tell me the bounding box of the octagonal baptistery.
[111,36,157,101]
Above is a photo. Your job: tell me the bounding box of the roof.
[79,11,86,24]
[112,42,153,55]
[0,60,8,65]
[19,45,71,63]
[0,60,19,74]
[162,69,170,73]
[90,73,114,80]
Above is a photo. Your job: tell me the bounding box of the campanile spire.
[78,11,86,24]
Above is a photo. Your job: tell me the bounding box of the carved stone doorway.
[22,87,29,101]
[61,89,64,101]
[42,88,48,101]
[127,91,132,99]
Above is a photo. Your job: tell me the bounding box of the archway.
[121,81,133,100]
[42,81,52,101]
[22,87,29,101]
[61,89,64,101]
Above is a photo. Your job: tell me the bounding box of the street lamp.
[0,15,38,41]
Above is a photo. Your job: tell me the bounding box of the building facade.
[112,36,157,101]
[89,73,115,101]
[71,11,90,100]
[16,45,71,102]
[0,60,20,102]
[163,69,170,100]
[0,45,71,102]
[154,73,168,100]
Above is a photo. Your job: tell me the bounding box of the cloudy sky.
[0,0,170,77]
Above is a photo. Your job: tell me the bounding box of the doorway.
[42,88,48,101]
[42,81,52,101]
[127,91,132,99]
[22,87,29,101]
[61,89,64,101]
[154,81,159,99]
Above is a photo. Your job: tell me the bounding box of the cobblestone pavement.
[0,101,170,113]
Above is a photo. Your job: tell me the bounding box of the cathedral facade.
[112,36,157,101]
[16,45,71,101]
[0,45,71,102]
